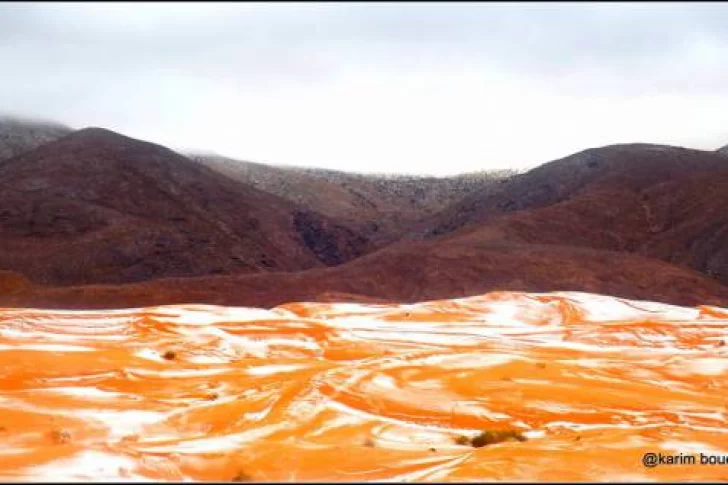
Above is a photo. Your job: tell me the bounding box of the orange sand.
[0,291,727,481]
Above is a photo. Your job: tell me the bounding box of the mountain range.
[1,118,728,309]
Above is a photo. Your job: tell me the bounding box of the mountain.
[411,144,728,282]
[418,144,728,237]
[0,117,72,161]
[7,142,728,309]
[192,154,515,244]
[6,230,728,309]
[0,127,373,285]
[2,128,728,310]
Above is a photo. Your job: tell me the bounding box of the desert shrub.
[471,430,527,448]
[454,430,527,448]
[231,470,254,482]
[455,435,471,446]
[49,429,72,445]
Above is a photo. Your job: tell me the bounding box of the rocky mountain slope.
[0,117,72,161]
[2,125,728,309]
[192,154,515,244]
[0,128,372,285]
[412,143,728,285]
[417,144,728,236]
[5,231,728,309]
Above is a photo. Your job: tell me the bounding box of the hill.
[192,154,516,244]
[0,128,373,285]
[6,224,728,309]
[0,117,72,161]
[411,144,728,282]
[3,132,728,310]
[418,144,728,237]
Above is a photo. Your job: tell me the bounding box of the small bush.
[471,430,527,448]
[455,430,527,448]
[49,429,72,445]
[454,435,471,446]
[231,470,253,482]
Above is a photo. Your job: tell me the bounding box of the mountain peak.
[62,126,148,147]
[74,126,120,137]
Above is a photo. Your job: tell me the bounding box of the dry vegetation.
[0,117,71,162]
[192,154,517,243]
[454,430,527,448]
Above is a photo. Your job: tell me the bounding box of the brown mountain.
[418,144,728,238]
[413,144,728,282]
[192,154,515,245]
[4,233,728,309]
[0,117,72,161]
[0,127,372,285]
[2,134,728,310]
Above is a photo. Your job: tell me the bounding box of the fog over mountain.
[2,3,728,174]
[0,117,72,161]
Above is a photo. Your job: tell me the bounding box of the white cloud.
[2,2,728,175]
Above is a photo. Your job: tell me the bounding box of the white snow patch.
[680,358,728,376]
[35,387,126,400]
[133,425,286,454]
[0,343,95,352]
[24,450,145,481]
[246,364,307,376]
[73,410,168,439]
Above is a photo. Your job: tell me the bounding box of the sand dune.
[0,291,726,481]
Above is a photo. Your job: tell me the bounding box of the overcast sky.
[2,2,728,175]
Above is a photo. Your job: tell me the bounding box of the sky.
[2,2,728,175]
